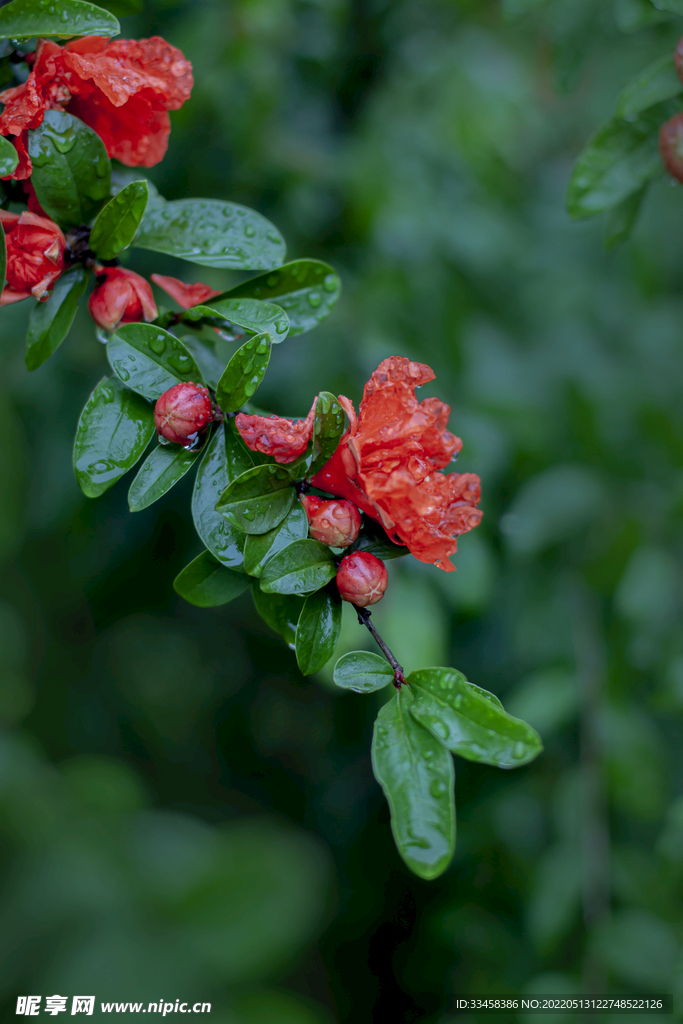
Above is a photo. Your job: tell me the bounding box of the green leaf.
[350,518,408,561]
[214,259,341,336]
[216,333,271,413]
[407,667,543,769]
[73,376,155,499]
[128,442,200,512]
[259,538,336,596]
[372,688,456,880]
[333,651,395,693]
[243,503,308,577]
[252,586,304,649]
[178,334,225,390]
[308,392,345,476]
[615,55,683,121]
[173,550,250,608]
[0,135,18,178]
[216,464,296,534]
[181,298,290,344]
[604,186,646,250]
[28,111,111,228]
[134,198,286,269]
[192,422,252,568]
[0,0,120,39]
[295,586,342,675]
[107,324,203,401]
[25,266,89,371]
[90,180,149,260]
[566,103,674,218]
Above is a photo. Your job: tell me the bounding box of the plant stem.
[355,606,405,688]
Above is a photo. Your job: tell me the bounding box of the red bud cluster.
[88,267,158,332]
[0,210,65,305]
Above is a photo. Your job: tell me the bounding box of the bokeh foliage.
[2,0,683,1019]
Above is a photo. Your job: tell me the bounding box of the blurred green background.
[3,0,683,1019]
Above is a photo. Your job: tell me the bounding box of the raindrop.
[322,274,337,293]
[266,274,279,288]
[244,224,256,237]
[307,292,321,308]
[430,780,447,798]
[429,719,448,741]
[512,741,527,760]
[115,366,130,382]
[148,334,167,356]
[242,508,256,522]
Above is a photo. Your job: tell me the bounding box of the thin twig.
[355,606,405,688]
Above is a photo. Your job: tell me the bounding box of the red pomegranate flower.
[151,274,221,310]
[0,209,65,305]
[88,266,157,331]
[235,399,318,465]
[0,35,193,179]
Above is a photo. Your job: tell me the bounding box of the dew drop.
[430,779,447,798]
[266,273,279,288]
[242,508,256,522]
[307,291,322,308]
[322,273,337,293]
[115,366,130,381]
[429,719,448,741]
[148,334,167,356]
[244,223,256,237]
[512,741,526,760]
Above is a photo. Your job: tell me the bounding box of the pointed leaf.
[174,550,250,608]
[333,651,394,693]
[134,198,286,269]
[73,376,154,498]
[216,332,271,413]
[214,259,341,336]
[259,538,336,595]
[252,586,304,649]
[28,111,111,228]
[216,463,295,534]
[107,323,203,401]
[192,422,252,568]
[616,55,683,121]
[295,586,342,675]
[372,688,456,880]
[407,667,543,768]
[90,180,149,260]
[0,135,18,178]
[128,442,200,512]
[243,503,308,577]
[308,392,345,476]
[0,0,120,39]
[25,266,89,371]
[181,297,289,344]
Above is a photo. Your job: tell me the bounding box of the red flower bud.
[154,382,213,446]
[336,551,388,607]
[301,494,361,548]
[88,266,158,332]
[0,209,65,305]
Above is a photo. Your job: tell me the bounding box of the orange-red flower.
[151,274,221,310]
[0,35,193,179]
[235,399,318,465]
[88,266,157,331]
[310,357,482,572]
[0,209,65,305]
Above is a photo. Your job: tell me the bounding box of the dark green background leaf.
[372,688,456,880]
[73,376,154,498]
[252,586,305,650]
[174,550,250,608]
[216,464,295,534]
[615,55,683,120]
[333,651,394,693]
[28,111,111,228]
[25,267,89,371]
[216,333,271,413]
[295,586,341,675]
[192,423,252,568]
[108,324,202,401]
[243,503,308,577]
[259,538,336,595]
[134,198,286,269]
[0,0,120,38]
[0,135,18,178]
[128,443,200,512]
[90,180,149,260]
[214,259,341,335]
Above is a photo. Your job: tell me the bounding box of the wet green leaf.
[259,538,336,595]
[174,550,250,608]
[181,298,289,344]
[295,586,341,675]
[333,651,395,693]
[73,376,154,498]
[134,198,286,269]
[372,687,456,880]
[616,55,683,121]
[90,180,149,260]
[216,464,295,534]
[0,0,120,39]
[252,586,304,649]
[128,442,200,512]
[25,266,89,371]
[107,324,203,401]
[350,518,408,561]
[192,422,252,568]
[407,667,543,768]
[0,135,18,178]
[308,392,345,476]
[243,503,308,577]
[214,259,341,335]
[28,111,111,228]
[216,333,271,413]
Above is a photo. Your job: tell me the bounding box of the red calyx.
[336,551,388,607]
[154,382,213,446]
